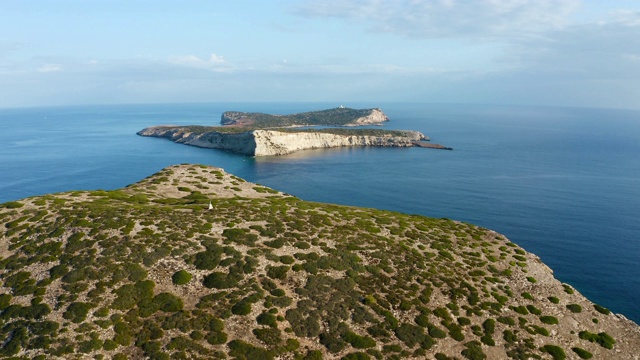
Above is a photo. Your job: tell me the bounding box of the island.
[137,107,452,156]
[0,164,638,359]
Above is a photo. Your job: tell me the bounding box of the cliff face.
[252,129,421,156]
[137,126,257,155]
[347,108,389,126]
[137,127,426,156]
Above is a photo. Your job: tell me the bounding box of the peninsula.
[137,107,452,156]
[1,164,638,359]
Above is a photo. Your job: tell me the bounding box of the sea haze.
[1,102,639,324]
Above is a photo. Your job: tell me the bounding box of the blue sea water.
[1,102,639,324]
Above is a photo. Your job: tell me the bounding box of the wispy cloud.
[611,9,640,26]
[37,63,62,73]
[295,0,580,39]
[168,53,230,72]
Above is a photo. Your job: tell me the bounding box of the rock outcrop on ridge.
[1,164,638,359]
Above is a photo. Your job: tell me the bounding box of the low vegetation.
[0,164,636,359]
[221,107,384,128]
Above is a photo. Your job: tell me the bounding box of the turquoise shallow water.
[1,102,639,323]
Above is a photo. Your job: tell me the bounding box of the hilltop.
[1,164,638,359]
[220,107,389,128]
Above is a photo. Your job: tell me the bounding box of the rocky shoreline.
[138,107,452,156]
[137,126,443,156]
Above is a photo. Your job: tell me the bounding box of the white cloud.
[37,64,62,73]
[168,53,230,72]
[611,9,640,26]
[296,0,580,39]
[208,53,225,64]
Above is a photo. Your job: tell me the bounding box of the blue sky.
[1,0,639,109]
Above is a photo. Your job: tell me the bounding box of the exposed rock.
[345,108,389,126]
[138,127,428,156]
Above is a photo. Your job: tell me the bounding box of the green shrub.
[232,300,252,316]
[341,352,371,360]
[566,304,582,313]
[0,294,11,310]
[205,330,228,345]
[280,255,295,264]
[503,330,517,344]
[521,292,534,300]
[154,292,183,312]
[461,340,486,360]
[103,339,118,351]
[482,319,495,334]
[228,339,273,360]
[512,305,528,315]
[572,347,593,359]
[203,271,240,289]
[526,305,541,315]
[194,249,222,270]
[63,302,92,323]
[49,264,69,280]
[548,296,560,304]
[304,350,324,360]
[171,270,192,285]
[593,304,610,315]
[266,265,289,280]
[125,263,148,281]
[253,327,282,345]
[343,331,376,349]
[394,323,428,348]
[562,284,574,294]
[497,316,515,326]
[579,331,615,349]
[257,312,278,328]
[428,324,447,339]
[540,316,559,325]
[541,344,566,360]
[4,201,24,209]
[222,228,258,246]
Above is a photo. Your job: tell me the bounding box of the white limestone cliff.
[137,127,426,156]
[346,108,389,126]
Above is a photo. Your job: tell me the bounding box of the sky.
[1,0,639,109]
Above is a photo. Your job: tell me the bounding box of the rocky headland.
[1,164,638,359]
[137,107,452,156]
[137,127,429,156]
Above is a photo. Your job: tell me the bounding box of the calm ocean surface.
[1,102,639,323]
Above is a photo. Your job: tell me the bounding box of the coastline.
[137,126,451,156]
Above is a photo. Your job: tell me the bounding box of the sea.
[1,102,639,324]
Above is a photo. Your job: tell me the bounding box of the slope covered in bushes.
[1,164,638,359]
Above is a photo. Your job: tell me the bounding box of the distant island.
[137,107,452,156]
[0,164,637,359]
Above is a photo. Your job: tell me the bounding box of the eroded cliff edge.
[137,127,434,156]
